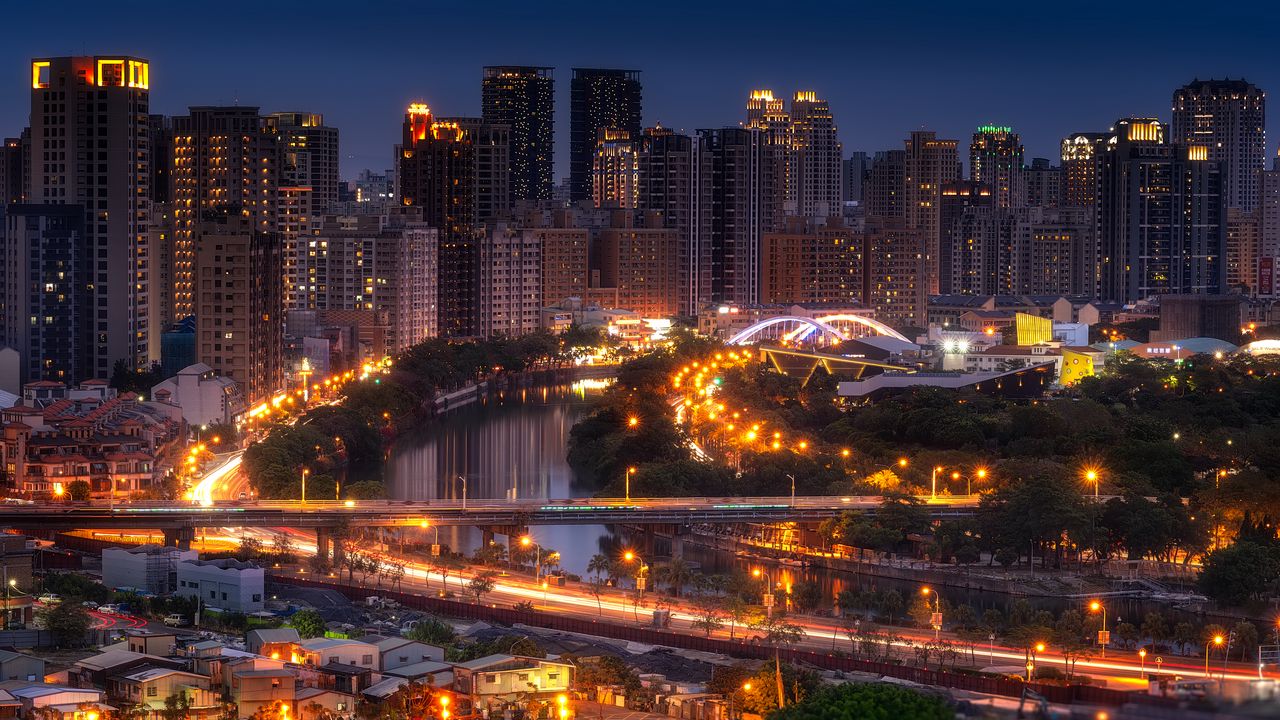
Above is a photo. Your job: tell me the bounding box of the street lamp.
[752,567,775,618]
[625,466,637,502]
[921,587,942,640]
[1138,648,1147,678]
[300,468,309,504]
[1089,601,1108,658]
[1026,642,1046,682]
[972,468,987,497]
[728,681,751,720]
[455,475,467,509]
[628,416,639,429]
[786,474,796,507]
[930,466,943,501]
[623,550,647,619]
[1206,634,1224,677]
[1084,468,1100,498]
[520,535,542,583]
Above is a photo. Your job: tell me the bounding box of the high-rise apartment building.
[694,128,779,307]
[1,137,26,205]
[532,209,591,306]
[1018,207,1092,296]
[479,223,542,337]
[1097,118,1226,303]
[266,112,340,213]
[1,206,87,384]
[1226,207,1261,294]
[865,150,906,220]
[27,56,152,378]
[969,125,1024,209]
[938,181,994,294]
[1172,79,1266,212]
[1260,157,1280,295]
[789,91,843,218]
[904,130,959,295]
[171,107,281,321]
[596,212,681,318]
[482,66,554,204]
[441,117,510,223]
[1060,132,1107,209]
[863,218,926,326]
[193,213,283,406]
[636,127,696,312]
[744,90,791,143]
[398,104,480,336]
[308,210,438,352]
[592,129,638,209]
[760,217,863,304]
[569,69,642,202]
[843,151,869,205]
[1023,158,1062,208]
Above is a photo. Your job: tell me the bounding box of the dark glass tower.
[569,68,641,202]
[482,66,554,204]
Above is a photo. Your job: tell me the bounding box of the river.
[383,380,1206,626]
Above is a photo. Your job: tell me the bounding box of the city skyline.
[3,1,1278,179]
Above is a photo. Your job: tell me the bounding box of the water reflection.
[385,382,618,575]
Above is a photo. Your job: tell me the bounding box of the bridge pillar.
[481,529,494,547]
[332,537,346,567]
[315,528,332,563]
[162,527,194,550]
[670,527,688,561]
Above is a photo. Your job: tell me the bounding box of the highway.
[0,495,984,531]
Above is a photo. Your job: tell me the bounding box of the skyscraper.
[479,223,541,337]
[569,69,642,202]
[1,206,88,384]
[1172,79,1266,212]
[171,107,281,321]
[1060,132,1107,209]
[760,217,862,304]
[694,128,779,307]
[27,57,152,378]
[865,150,906,220]
[440,117,511,223]
[904,130,959,295]
[938,181,993,294]
[1,137,26,206]
[482,66,554,204]
[1023,158,1062,208]
[1097,118,1226,302]
[194,212,283,406]
[790,91,843,218]
[843,151,869,205]
[592,129,638,209]
[397,103,479,336]
[969,125,1024,209]
[266,112,340,214]
[636,127,696,313]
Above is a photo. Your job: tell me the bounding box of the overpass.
[0,495,980,533]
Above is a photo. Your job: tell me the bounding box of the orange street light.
[627,416,639,428]
[897,457,908,468]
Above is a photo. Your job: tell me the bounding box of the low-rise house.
[0,380,181,497]
[0,649,43,682]
[296,686,358,720]
[4,683,108,719]
[150,363,245,427]
[175,557,264,613]
[107,666,220,719]
[357,634,444,671]
[103,545,197,595]
[125,630,179,657]
[315,662,375,695]
[246,627,301,658]
[294,638,378,671]
[227,665,296,720]
[381,659,452,684]
[0,688,19,718]
[71,650,184,689]
[454,654,574,718]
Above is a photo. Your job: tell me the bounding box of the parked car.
[162,613,189,627]
[98,604,122,615]
[81,601,99,609]
[36,593,61,604]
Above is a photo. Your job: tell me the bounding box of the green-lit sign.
[976,125,1013,134]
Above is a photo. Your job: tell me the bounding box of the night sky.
[4,0,1279,179]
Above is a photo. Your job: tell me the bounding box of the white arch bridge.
[726,314,909,346]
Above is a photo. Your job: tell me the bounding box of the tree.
[467,571,498,605]
[587,553,613,582]
[587,577,607,616]
[768,682,952,720]
[290,608,327,639]
[1115,622,1140,650]
[1199,541,1280,606]
[1173,622,1199,655]
[67,480,91,502]
[691,595,725,637]
[160,693,192,720]
[38,602,91,647]
[406,616,455,646]
[1141,612,1169,647]
[748,614,805,709]
[654,558,694,597]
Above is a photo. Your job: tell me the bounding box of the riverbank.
[432,364,616,413]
